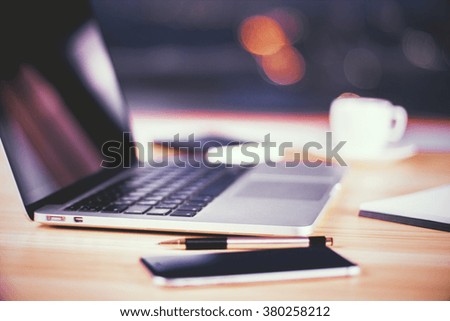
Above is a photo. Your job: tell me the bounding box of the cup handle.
[389,106,408,142]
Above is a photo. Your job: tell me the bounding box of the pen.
[158,236,333,250]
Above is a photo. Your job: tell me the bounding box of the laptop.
[0,1,343,236]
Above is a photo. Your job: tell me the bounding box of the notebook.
[359,184,450,232]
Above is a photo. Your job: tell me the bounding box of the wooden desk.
[1,116,449,300]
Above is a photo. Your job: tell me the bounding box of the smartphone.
[141,247,360,287]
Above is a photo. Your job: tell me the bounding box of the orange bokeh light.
[261,45,305,85]
[239,15,287,56]
[267,8,302,44]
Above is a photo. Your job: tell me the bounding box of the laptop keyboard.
[64,165,248,217]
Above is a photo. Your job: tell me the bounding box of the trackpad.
[236,181,329,201]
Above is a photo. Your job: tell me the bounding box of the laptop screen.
[0,1,130,206]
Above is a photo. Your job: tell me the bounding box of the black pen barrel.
[185,237,228,250]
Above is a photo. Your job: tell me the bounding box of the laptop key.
[113,200,134,205]
[169,194,188,200]
[190,196,213,202]
[137,200,159,206]
[170,210,197,217]
[144,196,165,201]
[161,198,183,204]
[124,205,152,214]
[178,205,202,212]
[156,203,178,209]
[79,206,102,212]
[151,191,171,197]
[184,200,207,207]
[123,194,143,200]
[127,191,147,197]
[146,208,171,216]
[101,205,128,213]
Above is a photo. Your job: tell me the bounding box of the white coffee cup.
[329,97,408,156]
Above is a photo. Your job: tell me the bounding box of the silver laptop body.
[34,162,343,236]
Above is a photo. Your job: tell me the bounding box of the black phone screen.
[141,247,359,286]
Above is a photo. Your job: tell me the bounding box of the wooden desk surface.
[1,116,449,300]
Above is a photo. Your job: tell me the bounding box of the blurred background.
[92,0,450,116]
